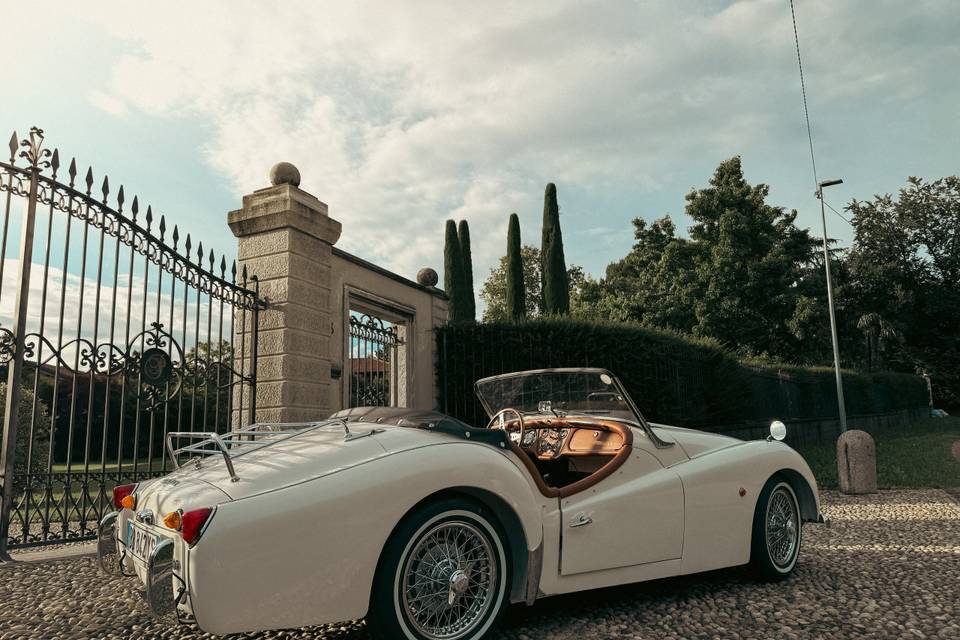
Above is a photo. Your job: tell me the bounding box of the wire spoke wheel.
[765,486,800,568]
[400,519,498,640]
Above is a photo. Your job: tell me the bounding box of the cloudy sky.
[5,0,959,298]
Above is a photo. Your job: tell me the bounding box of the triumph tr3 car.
[98,368,827,640]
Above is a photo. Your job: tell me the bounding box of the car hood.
[649,423,743,459]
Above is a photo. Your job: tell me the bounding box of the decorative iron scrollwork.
[124,322,185,409]
[348,312,404,408]
[17,127,52,171]
[0,327,16,364]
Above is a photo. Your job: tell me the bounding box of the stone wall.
[328,248,446,414]
[714,407,930,445]
[229,163,446,425]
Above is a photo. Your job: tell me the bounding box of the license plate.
[126,521,160,561]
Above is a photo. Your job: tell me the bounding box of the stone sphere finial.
[269,162,301,187]
[417,267,439,287]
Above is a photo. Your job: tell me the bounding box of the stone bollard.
[836,429,877,494]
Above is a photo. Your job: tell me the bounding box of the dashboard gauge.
[521,430,537,447]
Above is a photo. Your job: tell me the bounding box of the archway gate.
[0,128,266,555]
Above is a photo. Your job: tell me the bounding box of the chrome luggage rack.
[165,419,381,483]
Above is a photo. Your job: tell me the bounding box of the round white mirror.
[769,420,787,441]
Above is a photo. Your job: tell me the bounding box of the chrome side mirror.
[768,420,787,442]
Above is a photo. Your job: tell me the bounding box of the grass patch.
[49,457,167,473]
[794,416,960,489]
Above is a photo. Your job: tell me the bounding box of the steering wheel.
[487,408,525,446]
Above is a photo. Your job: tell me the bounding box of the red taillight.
[180,507,214,546]
[113,483,137,510]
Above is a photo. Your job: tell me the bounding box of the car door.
[559,430,685,576]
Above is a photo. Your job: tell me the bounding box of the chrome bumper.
[96,511,122,575]
[146,539,187,623]
[97,511,187,624]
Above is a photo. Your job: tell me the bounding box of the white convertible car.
[98,368,827,639]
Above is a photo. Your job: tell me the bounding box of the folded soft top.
[329,406,509,448]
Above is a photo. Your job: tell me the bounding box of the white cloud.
[0,257,223,369]
[15,0,959,288]
[87,91,128,117]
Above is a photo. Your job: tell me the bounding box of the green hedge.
[435,319,928,431]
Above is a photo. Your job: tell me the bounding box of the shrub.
[436,319,928,431]
[0,383,53,483]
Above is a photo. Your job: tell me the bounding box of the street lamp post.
[817,178,847,433]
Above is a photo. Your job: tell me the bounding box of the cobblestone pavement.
[1,489,957,640]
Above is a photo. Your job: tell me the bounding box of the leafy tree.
[685,157,818,357]
[444,219,467,322]
[856,313,898,372]
[481,246,585,322]
[458,220,476,322]
[540,183,570,314]
[187,340,233,364]
[580,157,820,361]
[847,176,960,404]
[578,215,699,328]
[505,214,526,320]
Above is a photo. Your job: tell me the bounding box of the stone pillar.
[836,429,877,494]
[228,162,341,424]
[421,269,449,411]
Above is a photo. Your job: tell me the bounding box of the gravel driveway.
[1,489,957,640]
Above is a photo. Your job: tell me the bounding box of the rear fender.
[188,441,544,636]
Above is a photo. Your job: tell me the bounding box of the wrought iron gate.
[0,128,266,554]
[348,312,404,407]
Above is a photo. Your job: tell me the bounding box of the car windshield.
[474,369,642,423]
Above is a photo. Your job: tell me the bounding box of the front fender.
[188,441,543,635]
[677,440,821,575]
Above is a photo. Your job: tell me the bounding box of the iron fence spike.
[0,125,269,550]
[7,131,16,162]
[242,264,248,280]
[185,234,192,253]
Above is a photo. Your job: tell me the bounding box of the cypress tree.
[540,182,570,314]
[458,220,476,322]
[506,213,526,321]
[444,219,465,322]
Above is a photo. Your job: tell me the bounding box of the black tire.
[367,497,510,640]
[750,477,803,581]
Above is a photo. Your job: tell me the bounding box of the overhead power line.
[824,199,852,225]
[789,0,818,190]
[789,0,851,227]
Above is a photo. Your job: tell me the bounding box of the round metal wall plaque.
[140,348,173,386]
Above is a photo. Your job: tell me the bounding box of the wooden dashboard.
[517,416,632,460]
[565,428,625,455]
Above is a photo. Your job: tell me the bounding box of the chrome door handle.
[570,512,592,528]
